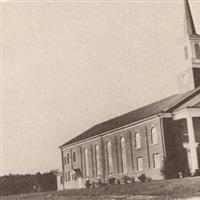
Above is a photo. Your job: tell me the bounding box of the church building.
[57,0,200,190]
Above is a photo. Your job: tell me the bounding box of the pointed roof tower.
[177,0,200,94]
[184,0,197,36]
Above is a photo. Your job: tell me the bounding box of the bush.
[85,180,91,188]
[120,175,133,184]
[146,177,152,182]
[92,182,95,187]
[138,174,146,182]
[122,175,130,184]
[94,177,103,187]
[161,156,191,179]
[138,174,151,183]
[115,179,120,184]
[161,157,179,179]
[130,177,135,183]
[108,177,116,185]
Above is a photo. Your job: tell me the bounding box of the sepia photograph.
[1,0,200,199]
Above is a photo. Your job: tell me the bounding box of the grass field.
[2,177,200,200]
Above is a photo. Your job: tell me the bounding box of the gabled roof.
[60,87,200,148]
[192,102,200,108]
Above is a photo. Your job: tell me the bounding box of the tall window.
[73,152,76,162]
[184,46,188,59]
[153,154,161,169]
[107,141,113,175]
[95,145,101,177]
[137,157,143,171]
[65,172,68,182]
[64,156,67,165]
[66,153,70,164]
[194,43,200,59]
[67,171,71,181]
[120,137,127,173]
[151,127,158,144]
[84,148,89,177]
[135,132,141,149]
[60,176,63,184]
[72,174,77,181]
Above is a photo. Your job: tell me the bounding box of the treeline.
[0,171,57,196]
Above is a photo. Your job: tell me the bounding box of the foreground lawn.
[2,176,200,200]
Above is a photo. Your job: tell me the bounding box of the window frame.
[95,144,101,177]
[120,136,128,174]
[67,171,71,181]
[107,140,113,175]
[65,172,68,182]
[151,127,158,145]
[64,156,67,165]
[153,153,161,169]
[66,153,70,164]
[73,152,76,162]
[72,174,77,181]
[135,132,141,149]
[137,157,143,172]
[194,43,200,59]
[184,46,189,59]
[60,176,63,184]
[84,148,90,178]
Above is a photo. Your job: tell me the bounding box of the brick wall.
[61,116,166,189]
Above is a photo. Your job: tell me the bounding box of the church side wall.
[61,116,166,189]
[102,117,164,181]
[62,138,104,189]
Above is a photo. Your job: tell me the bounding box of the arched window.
[120,137,127,173]
[107,141,113,175]
[95,144,100,177]
[151,127,158,144]
[194,43,200,59]
[135,132,141,149]
[84,148,89,177]
[184,46,188,59]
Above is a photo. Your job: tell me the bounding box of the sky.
[1,0,200,175]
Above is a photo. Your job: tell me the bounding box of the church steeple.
[177,0,200,93]
[184,0,197,36]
